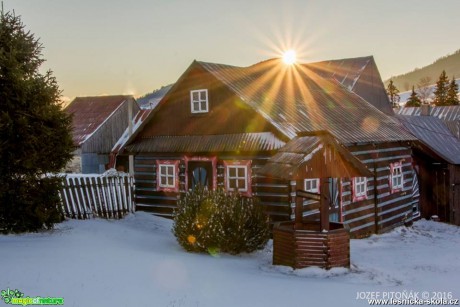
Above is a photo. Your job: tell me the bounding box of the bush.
[173,185,270,255]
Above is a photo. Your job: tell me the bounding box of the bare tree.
[416,76,433,104]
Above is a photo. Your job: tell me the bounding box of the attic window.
[190,89,208,113]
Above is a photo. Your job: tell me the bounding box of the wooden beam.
[320,178,330,231]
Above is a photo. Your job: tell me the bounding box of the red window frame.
[223,160,252,197]
[352,177,367,202]
[156,160,180,193]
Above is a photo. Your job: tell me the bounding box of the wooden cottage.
[65,95,139,173]
[120,57,418,237]
[396,110,460,225]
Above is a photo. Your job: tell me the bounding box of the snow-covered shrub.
[173,185,270,255]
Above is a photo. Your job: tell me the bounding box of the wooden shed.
[120,56,418,237]
[397,113,460,225]
[65,95,139,174]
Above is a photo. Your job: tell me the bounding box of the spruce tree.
[446,76,459,105]
[386,80,400,108]
[405,86,422,107]
[0,9,74,232]
[433,70,449,106]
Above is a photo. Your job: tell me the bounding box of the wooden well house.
[259,131,373,268]
[119,56,419,239]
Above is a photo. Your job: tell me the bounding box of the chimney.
[420,104,431,116]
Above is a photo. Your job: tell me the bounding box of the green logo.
[1,288,64,306]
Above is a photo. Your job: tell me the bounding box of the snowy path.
[1,212,460,307]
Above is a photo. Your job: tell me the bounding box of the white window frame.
[226,165,248,192]
[353,177,367,201]
[190,89,208,113]
[304,178,320,193]
[158,164,176,188]
[390,162,404,192]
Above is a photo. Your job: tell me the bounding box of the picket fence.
[59,174,135,219]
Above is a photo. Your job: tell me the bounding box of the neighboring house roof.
[397,115,460,164]
[65,95,133,146]
[444,120,460,139]
[125,132,285,153]
[397,105,460,121]
[197,59,415,144]
[306,56,393,115]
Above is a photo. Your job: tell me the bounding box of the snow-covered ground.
[1,212,460,307]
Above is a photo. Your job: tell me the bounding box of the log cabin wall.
[133,141,418,237]
[133,153,291,220]
[346,142,416,237]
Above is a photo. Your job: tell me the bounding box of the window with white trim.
[156,160,180,192]
[190,89,208,113]
[227,165,248,192]
[159,164,176,188]
[353,177,367,200]
[390,162,404,192]
[224,160,252,196]
[304,178,320,193]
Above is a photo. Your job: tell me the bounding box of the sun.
[282,49,297,65]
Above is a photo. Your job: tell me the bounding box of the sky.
[4,0,460,102]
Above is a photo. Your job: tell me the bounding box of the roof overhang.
[258,131,372,180]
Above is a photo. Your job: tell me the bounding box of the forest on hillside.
[385,49,460,91]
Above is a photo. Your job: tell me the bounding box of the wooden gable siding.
[134,65,279,139]
[133,153,291,220]
[82,99,139,154]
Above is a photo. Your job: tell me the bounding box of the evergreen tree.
[0,9,74,232]
[386,80,400,107]
[446,76,459,105]
[405,86,422,107]
[433,70,450,106]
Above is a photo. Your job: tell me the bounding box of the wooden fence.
[59,174,135,219]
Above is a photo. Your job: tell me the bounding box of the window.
[304,178,320,193]
[353,177,367,201]
[156,160,179,192]
[159,165,175,188]
[390,162,404,192]
[190,89,208,113]
[224,160,252,196]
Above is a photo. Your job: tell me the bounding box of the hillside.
[136,84,173,109]
[385,49,460,91]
